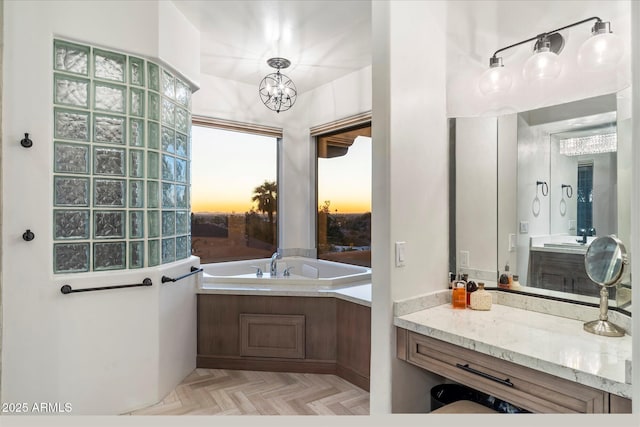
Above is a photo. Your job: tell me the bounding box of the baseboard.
[197,355,337,375]
[197,355,370,392]
[336,363,370,391]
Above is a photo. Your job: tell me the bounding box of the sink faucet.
[270,251,281,277]
[577,229,587,244]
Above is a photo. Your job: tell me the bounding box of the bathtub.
[201,256,371,287]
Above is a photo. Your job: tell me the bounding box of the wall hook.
[23,229,35,241]
[536,180,549,196]
[561,184,573,198]
[20,133,33,148]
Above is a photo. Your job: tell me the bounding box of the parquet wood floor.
[127,368,370,415]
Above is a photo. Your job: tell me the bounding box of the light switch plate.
[519,221,529,234]
[459,250,469,267]
[395,241,406,267]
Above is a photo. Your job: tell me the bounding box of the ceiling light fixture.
[259,57,297,113]
[479,16,623,95]
[559,132,617,156]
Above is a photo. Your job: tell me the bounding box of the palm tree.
[251,180,277,244]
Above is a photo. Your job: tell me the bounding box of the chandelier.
[259,57,297,113]
[559,132,617,156]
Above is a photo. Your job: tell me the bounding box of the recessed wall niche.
[53,39,192,273]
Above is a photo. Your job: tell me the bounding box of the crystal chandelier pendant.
[259,58,297,113]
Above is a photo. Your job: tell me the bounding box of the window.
[191,125,278,263]
[577,162,593,232]
[316,125,371,267]
[52,39,193,273]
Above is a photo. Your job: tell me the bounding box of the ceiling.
[173,0,372,94]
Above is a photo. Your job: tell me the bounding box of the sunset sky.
[317,136,371,214]
[191,127,371,214]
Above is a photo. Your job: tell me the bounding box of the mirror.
[583,235,628,337]
[585,235,628,287]
[450,86,632,315]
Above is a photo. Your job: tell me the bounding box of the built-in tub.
[201,256,371,287]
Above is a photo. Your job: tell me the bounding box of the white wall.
[191,73,285,128]
[2,0,199,414]
[497,114,518,279]
[158,0,201,89]
[515,115,551,284]
[549,138,578,235]
[617,87,632,249]
[371,0,449,414]
[455,117,498,282]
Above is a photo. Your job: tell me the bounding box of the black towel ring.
[561,184,573,198]
[536,180,549,197]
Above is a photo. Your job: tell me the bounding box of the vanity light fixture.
[479,17,623,94]
[478,56,513,95]
[522,34,563,82]
[259,57,297,113]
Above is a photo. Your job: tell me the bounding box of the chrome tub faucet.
[270,251,281,277]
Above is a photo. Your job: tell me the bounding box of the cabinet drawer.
[406,332,607,413]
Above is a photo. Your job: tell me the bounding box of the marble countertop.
[529,234,592,255]
[198,281,371,307]
[394,303,632,398]
[529,245,588,255]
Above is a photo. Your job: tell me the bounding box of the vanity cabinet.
[396,328,631,413]
[527,250,616,299]
[197,294,371,390]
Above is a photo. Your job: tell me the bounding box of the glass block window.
[53,39,192,273]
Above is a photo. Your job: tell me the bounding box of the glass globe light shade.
[577,32,624,71]
[522,50,562,82]
[478,65,513,95]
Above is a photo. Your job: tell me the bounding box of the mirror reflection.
[451,87,632,314]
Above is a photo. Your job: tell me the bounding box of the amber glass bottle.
[452,281,467,309]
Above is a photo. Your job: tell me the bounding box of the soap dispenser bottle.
[511,274,522,290]
[470,282,492,310]
[452,280,467,309]
[498,263,511,289]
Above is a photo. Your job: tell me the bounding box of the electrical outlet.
[568,220,576,231]
[460,250,469,268]
[519,221,529,234]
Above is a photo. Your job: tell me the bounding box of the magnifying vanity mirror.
[583,235,628,336]
[450,86,632,316]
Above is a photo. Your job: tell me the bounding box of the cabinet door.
[239,314,305,359]
[609,394,632,413]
